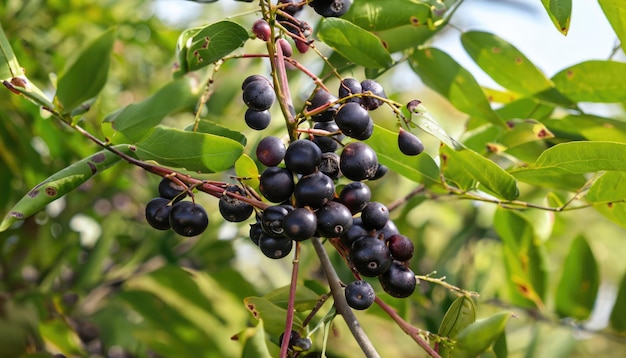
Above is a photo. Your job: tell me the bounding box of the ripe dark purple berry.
[338,78,362,104]
[145,197,172,230]
[261,205,291,237]
[316,201,353,238]
[245,108,271,130]
[338,181,371,214]
[242,75,266,90]
[282,207,317,241]
[256,136,286,167]
[249,222,263,245]
[307,88,338,122]
[312,121,342,153]
[242,77,275,111]
[340,142,378,181]
[252,19,271,41]
[169,201,209,237]
[293,171,335,209]
[334,102,373,139]
[277,38,293,57]
[310,0,351,18]
[350,236,392,277]
[387,234,414,262]
[219,185,253,222]
[345,280,375,310]
[158,177,187,202]
[284,139,322,175]
[259,234,293,259]
[340,217,370,248]
[398,128,424,156]
[360,79,387,110]
[259,167,294,203]
[378,261,416,298]
[369,163,388,180]
[360,201,389,230]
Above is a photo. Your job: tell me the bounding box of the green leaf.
[0,22,23,81]
[0,147,126,232]
[544,114,626,143]
[453,312,511,357]
[409,48,504,126]
[408,101,463,149]
[494,209,547,308]
[552,60,626,103]
[56,27,116,112]
[343,0,432,31]
[438,295,476,338]
[264,285,321,312]
[185,119,247,146]
[317,18,392,68]
[540,0,572,35]
[599,0,626,54]
[134,126,243,173]
[587,171,626,202]
[239,321,273,358]
[497,119,554,149]
[105,77,200,142]
[555,236,599,320]
[610,271,626,332]
[244,296,302,337]
[235,154,260,190]
[364,125,441,186]
[461,31,553,95]
[493,331,508,358]
[440,145,519,200]
[175,21,248,75]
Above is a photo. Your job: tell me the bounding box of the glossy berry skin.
[259,167,294,203]
[316,201,353,238]
[219,186,253,222]
[245,108,271,130]
[345,280,375,310]
[294,171,335,209]
[145,197,172,230]
[277,38,293,57]
[338,181,371,214]
[334,102,372,139]
[319,152,341,179]
[360,201,389,230]
[369,163,388,180]
[310,0,351,18]
[256,136,286,167]
[282,208,317,241]
[312,121,342,153]
[242,78,275,111]
[388,234,414,261]
[338,78,362,103]
[252,19,271,41]
[376,219,400,241]
[279,330,301,351]
[308,88,338,122]
[398,128,424,156]
[169,201,209,237]
[350,236,392,277]
[284,139,322,175]
[340,217,370,248]
[340,142,378,181]
[158,177,187,202]
[259,234,293,259]
[360,79,387,110]
[261,205,291,237]
[378,261,416,298]
[249,222,263,245]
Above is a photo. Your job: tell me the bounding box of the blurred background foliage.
[1,0,626,357]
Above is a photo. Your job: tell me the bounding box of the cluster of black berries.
[242,75,276,130]
[145,178,209,237]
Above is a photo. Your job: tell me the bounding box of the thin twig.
[280,242,301,358]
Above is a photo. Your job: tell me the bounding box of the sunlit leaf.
[105,77,200,142]
[185,119,247,145]
[610,272,626,332]
[587,171,626,202]
[0,147,127,232]
[543,114,626,143]
[0,22,22,80]
[239,320,273,358]
[555,236,599,320]
[343,0,432,31]
[134,126,243,173]
[264,285,321,312]
[317,18,392,68]
[244,296,303,337]
[364,125,441,186]
[497,119,553,149]
[552,60,626,103]
[440,145,519,200]
[598,0,626,54]
[540,0,572,35]
[235,154,260,190]
[453,312,511,357]
[438,295,476,338]
[56,28,116,112]
[409,48,504,126]
[462,31,553,95]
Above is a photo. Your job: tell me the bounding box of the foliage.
[1,0,626,357]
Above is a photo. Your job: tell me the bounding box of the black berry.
[350,236,392,277]
[145,197,172,230]
[345,280,375,310]
[315,201,353,238]
[360,201,389,230]
[219,185,253,222]
[256,136,286,167]
[338,78,362,104]
[169,201,209,237]
[259,167,294,203]
[360,79,387,110]
[387,234,414,262]
[282,207,317,241]
[245,108,271,130]
[284,139,322,175]
[259,234,293,259]
[338,181,371,214]
[310,0,351,18]
[293,171,335,209]
[378,261,416,298]
[334,102,373,139]
[340,142,378,181]
[242,77,275,111]
[158,177,187,202]
[312,121,342,153]
[261,205,291,237]
[398,128,424,156]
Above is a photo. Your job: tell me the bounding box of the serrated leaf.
[0,147,127,232]
[235,154,260,190]
[56,28,116,112]
[610,272,626,331]
[343,0,432,31]
[461,31,553,95]
[544,114,626,143]
[175,21,248,75]
[438,295,476,338]
[540,0,572,35]
[317,18,392,68]
[440,145,519,200]
[409,48,504,126]
[134,126,243,173]
[185,119,246,145]
[453,312,511,357]
[105,77,200,142]
[364,125,441,186]
[599,0,626,54]
[555,236,599,320]
[552,60,626,103]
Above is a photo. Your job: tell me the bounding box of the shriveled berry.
[319,152,341,179]
[360,201,389,230]
[256,136,286,167]
[345,280,375,310]
[316,201,353,238]
[145,197,172,230]
[378,261,416,298]
[259,167,294,203]
[277,38,293,57]
[294,171,335,209]
[340,142,378,181]
[219,185,253,222]
[360,79,387,110]
[245,108,271,130]
[158,177,187,202]
[169,201,209,237]
[388,234,414,261]
[282,207,317,241]
[284,139,322,175]
[338,181,371,214]
[398,128,424,155]
[252,19,271,41]
[350,236,392,277]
